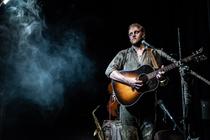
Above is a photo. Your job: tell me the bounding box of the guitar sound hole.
[139,74,148,83]
[138,75,158,92]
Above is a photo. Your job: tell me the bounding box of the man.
[105,23,164,140]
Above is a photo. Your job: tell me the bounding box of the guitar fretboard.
[146,50,202,80]
[147,62,178,80]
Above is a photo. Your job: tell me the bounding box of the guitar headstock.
[181,47,207,63]
[192,47,207,62]
[193,47,203,55]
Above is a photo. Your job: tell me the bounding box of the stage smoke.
[0,0,95,111]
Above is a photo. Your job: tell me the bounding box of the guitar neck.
[147,63,178,80]
[147,50,202,80]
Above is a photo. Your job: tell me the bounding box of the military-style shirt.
[105,46,161,77]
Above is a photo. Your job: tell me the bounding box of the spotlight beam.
[0,0,10,6]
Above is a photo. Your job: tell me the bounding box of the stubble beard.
[131,39,142,47]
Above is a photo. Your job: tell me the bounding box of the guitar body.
[111,48,205,106]
[112,65,159,106]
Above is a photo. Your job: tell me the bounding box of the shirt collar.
[131,45,147,53]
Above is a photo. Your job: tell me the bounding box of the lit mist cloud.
[0,0,95,110]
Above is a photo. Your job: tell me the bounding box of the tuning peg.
[199,47,203,52]
[200,55,207,61]
[194,54,207,62]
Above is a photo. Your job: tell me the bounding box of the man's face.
[128,26,144,45]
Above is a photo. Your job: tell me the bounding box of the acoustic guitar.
[111,48,206,106]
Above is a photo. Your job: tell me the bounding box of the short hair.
[128,23,145,38]
[128,23,145,32]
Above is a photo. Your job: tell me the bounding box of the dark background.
[0,0,210,139]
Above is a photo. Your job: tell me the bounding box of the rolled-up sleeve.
[105,50,125,77]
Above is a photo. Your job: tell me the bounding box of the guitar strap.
[148,48,159,69]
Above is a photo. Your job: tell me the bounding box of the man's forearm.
[110,70,130,84]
